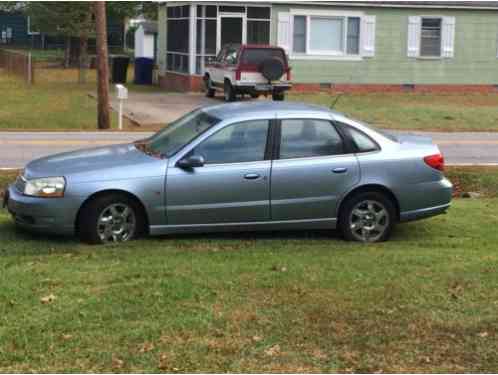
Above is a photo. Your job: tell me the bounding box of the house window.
[194,5,271,75]
[420,18,442,57]
[293,16,306,53]
[247,6,271,45]
[292,15,361,56]
[166,5,190,74]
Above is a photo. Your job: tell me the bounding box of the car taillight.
[286,68,291,81]
[424,154,445,171]
[235,69,241,81]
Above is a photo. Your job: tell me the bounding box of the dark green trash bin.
[110,55,130,84]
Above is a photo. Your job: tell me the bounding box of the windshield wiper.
[134,140,165,159]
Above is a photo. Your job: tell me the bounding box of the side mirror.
[177,155,205,169]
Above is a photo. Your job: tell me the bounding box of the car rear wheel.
[78,194,145,245]
[224,80,236,102]
[205,76,215,98]
[339,192,395,243]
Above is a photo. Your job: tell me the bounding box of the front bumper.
[4,184,78,235]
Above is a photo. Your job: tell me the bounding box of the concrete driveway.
[108,91,220,127]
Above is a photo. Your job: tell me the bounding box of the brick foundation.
[292,83,498,94]
[158,73,498,94]
[158,71,203,92]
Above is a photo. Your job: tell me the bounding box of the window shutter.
[277,12,292,53]
[407,16,421,57]
[441,16,456,58]
[361,15,376,57]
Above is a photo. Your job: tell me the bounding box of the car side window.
[344,126,380,153]
[216,47,227,63]
[279,119,344,159]
[192,120,269,164]
[225,47,238,65]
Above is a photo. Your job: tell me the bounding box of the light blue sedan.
[4,102,453,244]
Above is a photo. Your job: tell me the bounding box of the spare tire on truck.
[260,58,285,81]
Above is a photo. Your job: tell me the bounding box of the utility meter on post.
[115,84,128,130]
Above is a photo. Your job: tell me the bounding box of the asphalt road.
[0,131,497,169]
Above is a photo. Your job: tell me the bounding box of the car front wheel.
[78,194,145,245]
[339,192,396,243]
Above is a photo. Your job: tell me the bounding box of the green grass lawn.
[0,68,160,131]
[1,169,498,372]
[288,92,498,132]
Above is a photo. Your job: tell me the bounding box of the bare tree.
[95,1,110,130]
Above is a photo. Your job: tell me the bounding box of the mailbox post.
[115,84,128,131]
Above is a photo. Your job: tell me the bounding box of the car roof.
[203,101,340,121]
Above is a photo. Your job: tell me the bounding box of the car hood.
[24,143,166,182]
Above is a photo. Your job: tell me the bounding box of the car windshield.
[136,109,221,157]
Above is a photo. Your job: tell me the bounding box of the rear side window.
[279,119,344,159]
[344,126,380,153]
[240,49,286,65]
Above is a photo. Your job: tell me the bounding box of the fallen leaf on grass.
[40,294,56,304]
[61,334,73,341]
[264,344,281,357]
[478,332,489,338]
[138,341,155,353]
[252,335,263,343]
[112,356,124,369]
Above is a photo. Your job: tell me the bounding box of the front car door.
[166,119,272,225]
[270,117,360,222]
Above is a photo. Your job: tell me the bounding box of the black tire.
[339,191,396,243]
[272,91,285,101]
[78,193,146,245]
[204,76,215,98]
[224,80,236,102]
[260,58,285,81]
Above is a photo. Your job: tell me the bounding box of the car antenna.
[330,92,344,110]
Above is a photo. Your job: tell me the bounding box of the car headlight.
[24,177,66,198]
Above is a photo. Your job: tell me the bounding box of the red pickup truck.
[204,44,292,102]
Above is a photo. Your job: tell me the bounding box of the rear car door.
[166,119,272,225]
[270,118,360,221]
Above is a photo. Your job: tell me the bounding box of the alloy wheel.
[97,203,136,243]
[349,200,390,242]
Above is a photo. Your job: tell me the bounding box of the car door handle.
[333,168,348,174]
[244,173,261,180]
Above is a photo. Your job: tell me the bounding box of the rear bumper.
[399,177,453,222]
[234,83,292,93]
[4,184,77,235]
[400,203,451,222]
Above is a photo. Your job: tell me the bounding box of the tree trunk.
[95,1,110,130]
[63,35,71,69]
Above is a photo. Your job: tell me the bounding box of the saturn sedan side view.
[4,102,453,244]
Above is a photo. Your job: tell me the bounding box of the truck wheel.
[224,80,236,102]
[272,92,285,101]
[204,76,215,98]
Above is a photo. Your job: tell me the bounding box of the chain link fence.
[0,49,35,85]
